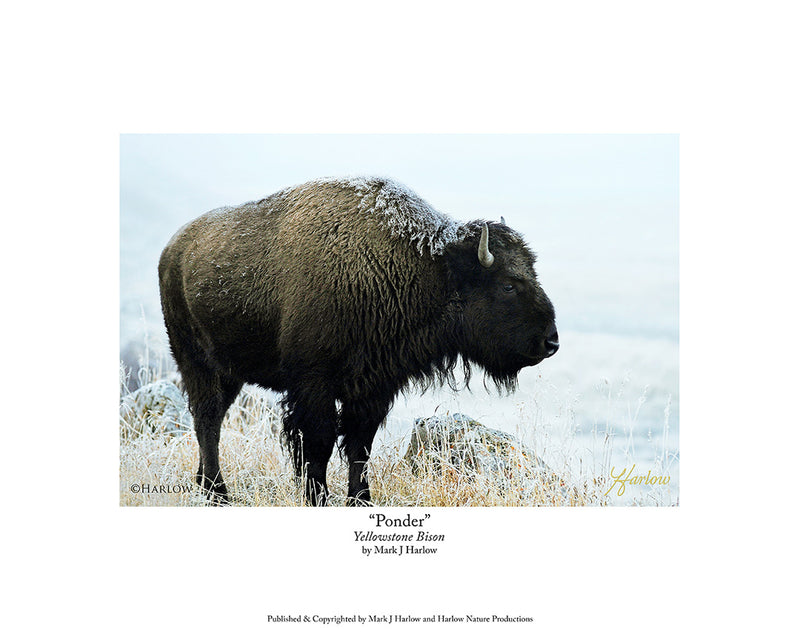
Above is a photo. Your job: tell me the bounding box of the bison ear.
[478,222,494,268]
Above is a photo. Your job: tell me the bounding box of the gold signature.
[605,464,670,497]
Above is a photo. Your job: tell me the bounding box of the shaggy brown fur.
[158,177,558,505]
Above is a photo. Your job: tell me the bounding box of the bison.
[158,176,558,505]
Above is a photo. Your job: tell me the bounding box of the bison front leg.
[340,398,391,506]
[345,449,373,506]
[283,387,338,506]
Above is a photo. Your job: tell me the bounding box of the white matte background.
[4,1,797,639]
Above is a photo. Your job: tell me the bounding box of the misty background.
[120,134,679,504]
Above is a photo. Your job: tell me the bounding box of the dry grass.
[120,366,609,507]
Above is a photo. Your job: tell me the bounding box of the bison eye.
[502,284,515,293]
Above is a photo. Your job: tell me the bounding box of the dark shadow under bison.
[158,177,558,505]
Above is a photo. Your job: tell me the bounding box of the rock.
[404,413,564,490]
[120,380,193,437]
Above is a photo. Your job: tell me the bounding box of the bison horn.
[478,222,494,268]
[500,216,506,225]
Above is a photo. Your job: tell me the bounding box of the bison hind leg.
[160,263,242,505]
[184,371,242,506]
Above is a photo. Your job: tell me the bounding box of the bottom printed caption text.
[356,512,444,556]
[267,614,534,625]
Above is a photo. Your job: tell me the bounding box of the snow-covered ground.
[120,134,679,505]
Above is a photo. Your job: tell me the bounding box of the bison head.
[445,220,558,389]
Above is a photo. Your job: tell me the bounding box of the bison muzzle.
[158,177,558,505]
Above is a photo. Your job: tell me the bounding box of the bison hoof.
[345,492,372,507]
[306,491,329,507]
[206,490,230,506]
[197,478,230,506]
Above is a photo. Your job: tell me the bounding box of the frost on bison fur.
[158,176,559,506]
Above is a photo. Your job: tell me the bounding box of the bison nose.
[544,325,559,357]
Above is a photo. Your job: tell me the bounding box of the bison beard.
[158,177,558,505]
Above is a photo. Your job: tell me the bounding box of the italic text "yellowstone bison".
[158,177,558,505]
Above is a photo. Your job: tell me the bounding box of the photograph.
[6,3,796,637]
[119,134,679,508]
